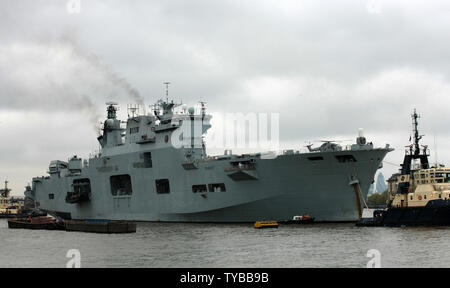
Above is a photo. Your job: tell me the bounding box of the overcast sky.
[2,0,450,195]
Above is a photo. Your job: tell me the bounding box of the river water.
[0,218,449,268]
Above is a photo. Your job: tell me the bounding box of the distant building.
[375,173,387,193]
[368,172,387,195]
[368,183,375,195]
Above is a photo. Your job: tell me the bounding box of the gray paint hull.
[33,148,389,222]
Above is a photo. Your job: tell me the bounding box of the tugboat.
[281,214,315,224]
[358,110,450,227]
[8,216,65,230]
[0,181,25,218]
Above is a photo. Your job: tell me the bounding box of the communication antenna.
[1,180,11,198]
[127,104,139,118]
[164,82,170,103]
[105,101,119,119]
[199,101,207,117]
[411,109,424,156]
[434,133,438,167]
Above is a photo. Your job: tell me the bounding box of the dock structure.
[65,220,137,233]
[8,217,137,234]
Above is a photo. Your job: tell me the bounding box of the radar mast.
[0,180,11,198]
[164,82,170,103]
[412,109,423,156]
[397,109,430,194]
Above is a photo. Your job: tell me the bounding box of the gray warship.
[25,99,392,222]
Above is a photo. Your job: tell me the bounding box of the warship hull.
[31,148,389,222]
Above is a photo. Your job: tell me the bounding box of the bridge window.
[192,185,207,193]
[110,175,133,196]
[143,152,153,168]
[445,173,450,183]
[335,155,356,163]
[130,127,139,134]
[208,183,226,192]
[156,179,170,194]
[49,194,54,200]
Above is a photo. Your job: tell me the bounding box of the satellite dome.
[188,107,195,115]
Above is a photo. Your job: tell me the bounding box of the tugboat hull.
[382,206,450,227]
[8,219,65,230]
[358,201,450,227]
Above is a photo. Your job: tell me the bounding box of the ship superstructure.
[387,109,434,206]
[26,99,392,222]
[391,167,450,208]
